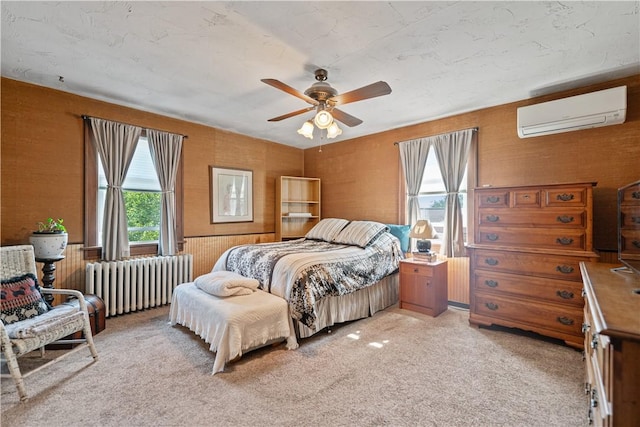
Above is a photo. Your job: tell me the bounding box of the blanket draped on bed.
[215,233,403,329]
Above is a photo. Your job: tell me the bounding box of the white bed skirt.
[294,272,399,339]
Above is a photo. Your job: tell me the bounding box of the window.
[417,151,468,242]
[97,137,161,244]
[84,130,184,259]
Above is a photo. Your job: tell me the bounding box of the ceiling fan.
[261,68,392,138]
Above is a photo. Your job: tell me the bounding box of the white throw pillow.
[305,218,350,242]
[332,220,388,248]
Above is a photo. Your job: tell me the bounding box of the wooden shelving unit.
[275,176,321,241]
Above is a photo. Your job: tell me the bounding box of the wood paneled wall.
[305,74,640,304]
[1,77,302,250]
[41,234,276,305]
[3,75,638,307]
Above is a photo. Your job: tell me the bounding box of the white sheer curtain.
[432,129,475,257]
[147,129,183,256]
[398,138,431,227]
[89,118,142,260]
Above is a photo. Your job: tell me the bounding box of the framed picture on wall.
[210,166,253,223]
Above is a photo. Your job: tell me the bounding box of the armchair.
[1,245,98,402]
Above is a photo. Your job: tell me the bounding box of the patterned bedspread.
[213,233,403,329]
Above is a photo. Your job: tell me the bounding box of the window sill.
[83,241,185,260]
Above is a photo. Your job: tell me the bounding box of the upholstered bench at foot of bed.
[169,282,298,374]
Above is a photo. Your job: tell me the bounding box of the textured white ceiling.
[2,1,639,148]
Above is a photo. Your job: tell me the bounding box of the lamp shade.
[314,110,333,129]
[410,220,437,239]
[297,120,314,139]
[326,121,342,138]
[410,220,437,252]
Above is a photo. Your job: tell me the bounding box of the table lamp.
[410,220,438,253]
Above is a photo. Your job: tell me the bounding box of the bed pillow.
[386,224,411,253]
[305,218,350,242]
[332,220,389,248]
[1,273,49,325]
[195,271,259,297]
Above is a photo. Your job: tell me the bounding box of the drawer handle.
[581,288,586,297]
[556,290,574,299]
[591,336,598,350]
[556,215,574,224]
[557,316,574,326]
[582,323,590,334]
[485,302,499,311]
[633,240,640,249]
[486,196,501,204]
[590,389,598,408]
[556,193,575,202]
[584,381,591,394]
[484,280,499,288]
[486,233,499,241]
[486,215,500,222]
[631,216,640,224]
[556,265,574,274]
[484,258,499,266]
[556,237,574,245]
[632,191,640,199]
[413,268,419,273]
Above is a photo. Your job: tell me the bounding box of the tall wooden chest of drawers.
[467,182,598,348]
[618,180,640,267]
[581,262,640,426]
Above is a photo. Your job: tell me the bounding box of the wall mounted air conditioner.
[517,85,626,138]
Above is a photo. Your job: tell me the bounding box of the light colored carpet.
[1,304,585,426]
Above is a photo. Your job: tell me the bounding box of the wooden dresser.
[581,262,640,426]
[467,182,598,348]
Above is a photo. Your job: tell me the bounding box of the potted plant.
[29,217,68,259]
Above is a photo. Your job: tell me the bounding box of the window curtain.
[432,129,475,257]
[398,138,431,228]
[89,118,142,260]
[147,129,183,256]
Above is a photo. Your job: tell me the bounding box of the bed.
[212,219,404,338]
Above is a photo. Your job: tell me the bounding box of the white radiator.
[85,254,193,317]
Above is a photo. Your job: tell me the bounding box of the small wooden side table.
[35,256,65,306]
[399,259,448,317]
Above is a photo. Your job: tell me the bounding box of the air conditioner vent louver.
[517,86,626,138]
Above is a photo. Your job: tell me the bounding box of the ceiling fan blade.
[330,81,392,106]
[261,79,318,105]
[267,106,315,122]
[331,108,363,127]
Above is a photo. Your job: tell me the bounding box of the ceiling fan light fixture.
[314,110,333,129]
[297,120,314,139]
[326,121,342,139]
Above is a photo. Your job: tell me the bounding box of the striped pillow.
[332,220,389,248]
[305,218,350,242]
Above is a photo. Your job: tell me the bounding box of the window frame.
[417,152,469,242]
[83,127,184,259]
[399,132,478,255]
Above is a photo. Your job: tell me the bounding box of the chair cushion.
[4,304,81,339]
[1,273,49,325]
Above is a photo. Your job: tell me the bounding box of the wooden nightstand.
[399,259,448,317]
